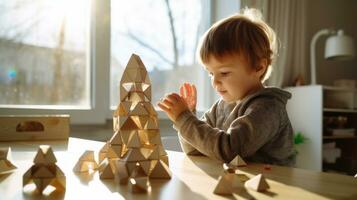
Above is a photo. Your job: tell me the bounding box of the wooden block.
[107,145,122,159]
[122,149,146,162]
[73,151,98,172]
[127,132,142,148]
[131,163,147,177]
[245,174,270,192]
[112,160,129,184]
[213,174,235,195]
[148,146,160,160]
[98,158,114,179]
[129,177,150,193]
[138,160,151,175]
[34,145,57,164]
[144,118,158,129]
[98,142,109,163]
[0,115,69,141]
[109,131,123,145]
[119,116,139,130]
[149,160,171,179]
[23,146,66,193]
[130,103,149,116]
[160,155,169,166]
[0,147,17,174]
[229,155,247,167]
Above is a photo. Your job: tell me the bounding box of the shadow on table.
[186,155,277,200]
[100,175,207,200]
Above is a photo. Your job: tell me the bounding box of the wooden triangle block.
[131,163,147,177]
[245,174,270,192]
[98,142,109,164]
[145,118,158,129]
[119,116,138,130]
[120,85,129,101]
[129,177,150,193]
[128,92,145,102]
[142,102,157,116]
[213,174,235,195]
[149,160,171,179]
[148,146,160,160]
[33,166,55,178]
[127,132,142,148]
[160,155,169,166]
[34,145,57,164]
[118,101,132,116]
[107,145,122,158]
[147,131,161,145]
[112,160,129,184]
[121,130,135,145]
[120,71,134,84]
[122,148,146,162]
[98,159,114,179]
[130,103,148,115]
[138,161,151,175]
[229,155,246,167]
[143,85,151,101]
[79,150,96,161]
[109,131,123,145]
[33,178,52,193]
[126,54,146,70]
[73,151,98,172]
[0,147,17,173]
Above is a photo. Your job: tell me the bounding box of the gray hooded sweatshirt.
[173,87,296,166]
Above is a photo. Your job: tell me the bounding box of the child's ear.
[256,59,268,77]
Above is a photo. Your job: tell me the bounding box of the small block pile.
[23,145,65,193]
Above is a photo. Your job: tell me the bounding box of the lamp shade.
[324,30,355,60]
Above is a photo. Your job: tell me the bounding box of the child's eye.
[220,72,230,77]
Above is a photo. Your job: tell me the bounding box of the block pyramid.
[229,155,247,167]
[23,145,65,193]
[0,147,17,174]
[245,174,270,192]
[214,163,244,195]
[98,54,171,190]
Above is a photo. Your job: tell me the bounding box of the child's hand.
[157,93,189,122]
[180,83,197,112]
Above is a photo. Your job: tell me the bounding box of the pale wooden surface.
[0,138,356,200]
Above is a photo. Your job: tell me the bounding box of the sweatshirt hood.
[240,87,292,105]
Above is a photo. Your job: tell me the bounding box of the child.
[157,8,295,166]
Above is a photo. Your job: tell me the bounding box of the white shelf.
[323,108,357,113]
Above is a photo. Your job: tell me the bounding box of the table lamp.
[310,29,355,85]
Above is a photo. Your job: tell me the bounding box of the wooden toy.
[0,147,17,174]
[0,115,69,141]
[98,54,171,193]
[229,155,247,167]
[245,174,270,192]
[73,150,98,172]
[23,145,65,193]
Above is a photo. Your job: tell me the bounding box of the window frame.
[0,0,229,124]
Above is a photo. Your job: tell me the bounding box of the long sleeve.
[174,99,282,163]
[173,100,219,156]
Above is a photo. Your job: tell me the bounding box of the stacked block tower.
[98,54,171,186]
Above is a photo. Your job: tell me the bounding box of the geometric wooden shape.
[245,174,270,192]
[126,132,141,148]
[109,131,123,145]
[98,158,114,179]
[98,142,109,164]
[122,149,146,162]
[129,177,150,193]
[33,145,57,164]
[149,160,171,179]
[73,150,98,172]
[0,147,17,174]
[229,155,247,167]
[107,145,123,159]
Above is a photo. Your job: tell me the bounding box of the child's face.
[204,54,264,102]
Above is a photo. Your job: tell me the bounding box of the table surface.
[0,137,356,200]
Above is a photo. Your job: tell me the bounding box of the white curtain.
[241,0,307,87]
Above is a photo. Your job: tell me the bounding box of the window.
[110,0,211,111]
[0,0,90,108]
[0,0,213,124]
